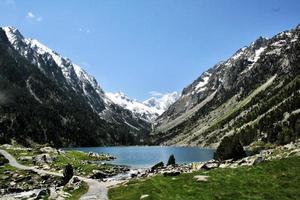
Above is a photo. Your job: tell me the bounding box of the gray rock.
[33,154,54,164]
[40,147,58,153]
[89,170,108,179]
[251,156,264,165]
[163,170,180,177]
[19,156,33,162]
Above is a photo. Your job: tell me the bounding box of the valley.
[0,5,299,200]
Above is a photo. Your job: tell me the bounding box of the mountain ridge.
[0,26,151,147]
[106,91,178,122]
[152,24,300,149]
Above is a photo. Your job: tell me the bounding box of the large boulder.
[33,154,54,164]
[201,160,220,170]
[150,162,164,172]
[66,177,82,190]
[89,170,108,179]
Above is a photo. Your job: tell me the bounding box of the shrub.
[214,135,246,161]
[63,163,74,185]
[167,154,176,166]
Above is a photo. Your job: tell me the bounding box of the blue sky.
[1,0,300,101]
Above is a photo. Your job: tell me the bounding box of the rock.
[284,143,296,150]
[219,163,231,168]
[40,147,58,153]
[2,189,42,199]
[150,161,164,172]
[251,156,264,165]
[89,170,108,179]
[163,170,180,177]
[140,194,149,199]
[66,177,82,190]
[49,187,59,200]
[36,188,49,199]
[42,164,51,170]
[9,181,16,186]
[40,173,51,180]
[57,149,66,155]
[193,175,209,182]
[19,156,33,162]
[288,149,300,156]
[201,160,219,170]
[33,154,54,164]
[0,144,32,151]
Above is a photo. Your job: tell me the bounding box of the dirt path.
[0,149,122,200]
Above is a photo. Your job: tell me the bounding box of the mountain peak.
[107,91,179,121]
[2,26,24,45]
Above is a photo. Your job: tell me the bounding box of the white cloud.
[27,12,35,18]
[26,11,43,22]
[149,91,163,97]
[79,28,91,34]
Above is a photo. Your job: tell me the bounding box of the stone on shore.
[193,175,209,182]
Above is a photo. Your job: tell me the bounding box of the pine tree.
[167,154,176,166]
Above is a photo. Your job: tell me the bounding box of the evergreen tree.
[167,154,176,166]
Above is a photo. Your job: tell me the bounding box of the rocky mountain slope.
[153,24,300,149]
[0,26,151,147]
[106,92,178,122]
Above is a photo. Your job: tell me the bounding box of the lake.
[68,146,215,168]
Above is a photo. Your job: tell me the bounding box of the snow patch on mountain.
[194,72,211,92]
[107,92,179,121]
[143,92,179,115]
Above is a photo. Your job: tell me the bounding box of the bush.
[167,154,176,166]
[214,135,246,161]
[63,163,74,185]
[0,155,9,166]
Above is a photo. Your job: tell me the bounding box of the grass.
[0,146,116,176]
[52,150,115,176]
[109,156,300,200]
[64,181,89,200]
[0,162,88,200]
[0,163,16,173]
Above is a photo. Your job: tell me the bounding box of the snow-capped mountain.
[153,24,300,148]
[143,92,179,115]
[0,26,151,146]
[106,92,179,122]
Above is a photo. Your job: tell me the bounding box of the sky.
[1,0,300,101]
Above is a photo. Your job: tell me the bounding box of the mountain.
[143,92,179,115]
[0,26,151,147]
[153,24,300,150]
[106,92,178,122]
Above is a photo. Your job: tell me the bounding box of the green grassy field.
[1,147,115,176]
[109,156,300,200]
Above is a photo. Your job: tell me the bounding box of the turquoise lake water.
[69,146,215,168]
